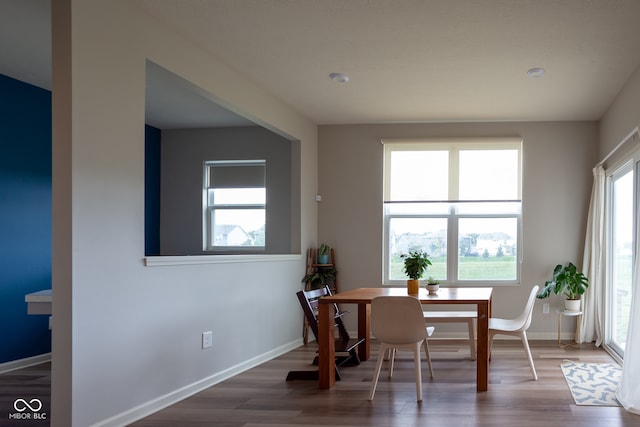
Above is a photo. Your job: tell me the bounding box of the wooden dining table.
[317,286,493,392]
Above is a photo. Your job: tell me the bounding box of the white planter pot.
[564,299,581,311]
[426,284,439,295]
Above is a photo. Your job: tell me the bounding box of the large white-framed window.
[383,138,522,285]
[203,160,266,251]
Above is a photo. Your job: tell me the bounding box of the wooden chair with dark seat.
[286,286,365,381]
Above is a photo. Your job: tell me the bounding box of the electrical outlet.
[202,331,213,349]
[543,302,550,314]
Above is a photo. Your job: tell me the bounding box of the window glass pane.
[458,218,517,280]
[389,151,448,201]
[388,217,447,280]
[610,169,633,352]
[459,150,519,200]
[211,209,265,247]
[209,188,266,205]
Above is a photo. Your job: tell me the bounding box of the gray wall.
[318,121,599,338]
[161,126,295,255]
[600,60,640,159]
[51,2,317,425]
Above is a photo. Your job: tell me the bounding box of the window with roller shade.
[204,160,266,250]
[382,138,522,285]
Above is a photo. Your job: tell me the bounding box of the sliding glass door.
[606,160,636,358]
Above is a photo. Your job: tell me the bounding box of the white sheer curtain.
[579,165,605,345]
[616,214,640,414]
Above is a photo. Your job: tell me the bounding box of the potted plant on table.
[401,249,432,294]
[536,262,589,311]
[426,276,440,295]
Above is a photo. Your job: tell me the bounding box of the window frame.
[203,159,266,252]
[604,150,640,360]
[382,137,523,286]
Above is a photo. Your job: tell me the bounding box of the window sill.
[144,254,300,267]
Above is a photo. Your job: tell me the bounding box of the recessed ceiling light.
[527,68,545,78]
[329,72,349,83]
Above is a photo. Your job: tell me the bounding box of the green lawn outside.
[390,255,517,281]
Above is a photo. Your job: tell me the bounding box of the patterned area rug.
[561,360,622,406]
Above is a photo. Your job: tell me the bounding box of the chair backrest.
[511,285,540,332]
[371,296,428,344]
[296,286,348,342]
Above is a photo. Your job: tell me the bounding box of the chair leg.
[412,342,423,401]
[383,348,391,361]
[488,330,495,361]
[468,318,476,360]
[422,339,434,379]
[388,348,396,378]
[369,343,388,401]
[520,331,538,380]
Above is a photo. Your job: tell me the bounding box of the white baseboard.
[431,332,571,341]
[0,353,51,374]
[91,338,303,427]
[364,331,570,341]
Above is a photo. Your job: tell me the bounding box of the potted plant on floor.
[536,262,589,311]
[401,249,432,294]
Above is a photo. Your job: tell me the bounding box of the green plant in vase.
[401,250,432,294]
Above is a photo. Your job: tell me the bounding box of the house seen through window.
[204,160,266,250]
[383,138,522,284]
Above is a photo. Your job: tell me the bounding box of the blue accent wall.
[0,74,52,363]
[145,125,161,256]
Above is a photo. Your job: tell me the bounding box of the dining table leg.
[476,301,489,391]
[318,302,335,389]
[357,303,371,361]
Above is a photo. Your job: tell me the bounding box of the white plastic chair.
[368,296,435,401]
[488,285,540,380]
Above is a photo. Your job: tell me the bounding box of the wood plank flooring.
[130,340,637,427]
[1,341,637,426]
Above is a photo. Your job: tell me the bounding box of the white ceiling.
[3,0,640,127]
